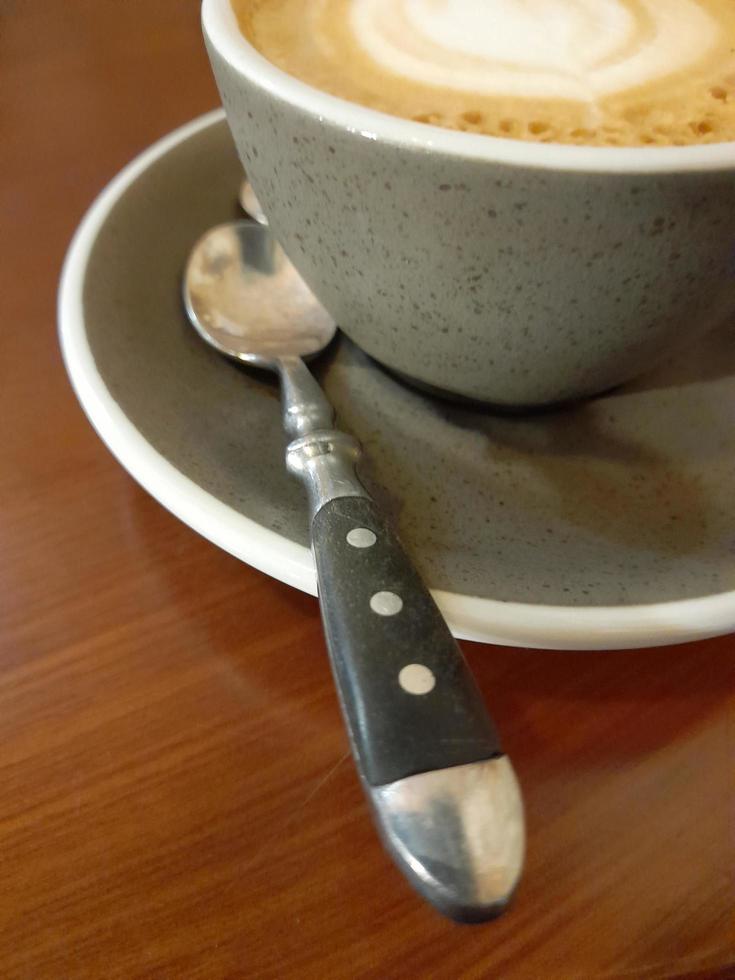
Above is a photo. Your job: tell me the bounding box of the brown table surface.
[2,3,734,977]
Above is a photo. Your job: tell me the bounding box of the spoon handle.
[311,494,524,922]
[282,360,525,922]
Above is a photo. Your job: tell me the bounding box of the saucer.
[59,110,735,649]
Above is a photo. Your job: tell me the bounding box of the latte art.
[234,0,735,145]
[352,0,717,101]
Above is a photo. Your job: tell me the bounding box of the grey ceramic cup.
[203,0,735,407]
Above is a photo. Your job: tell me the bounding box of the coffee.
[232,0,735,146]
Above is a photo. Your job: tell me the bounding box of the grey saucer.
[60,111,735,649]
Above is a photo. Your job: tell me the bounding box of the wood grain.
[1,2,734,976]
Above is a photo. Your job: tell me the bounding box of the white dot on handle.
[370,591,403,616]
[346,527,376,548]
[399,664,436,695]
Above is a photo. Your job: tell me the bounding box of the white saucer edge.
[57,108,735,650]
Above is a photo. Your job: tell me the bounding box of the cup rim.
[203,0,735,175]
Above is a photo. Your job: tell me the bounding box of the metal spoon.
[238,178,267,225]
[183,219,524,922]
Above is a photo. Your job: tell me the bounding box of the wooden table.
[2,4,734,977]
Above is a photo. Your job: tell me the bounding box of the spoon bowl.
[239,177,268,225]
[183,221,335,368]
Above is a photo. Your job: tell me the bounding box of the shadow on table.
[465,634,735,764]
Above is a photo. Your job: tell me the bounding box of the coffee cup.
[202,0,735,407]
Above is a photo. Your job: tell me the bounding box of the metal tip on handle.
[368,756,525,923]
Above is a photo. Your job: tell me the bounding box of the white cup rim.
[203,0,735,175]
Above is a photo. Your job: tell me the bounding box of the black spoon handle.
[311,494,501,786]
[281,355,525,921]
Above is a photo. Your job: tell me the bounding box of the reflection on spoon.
[185,222,335,363]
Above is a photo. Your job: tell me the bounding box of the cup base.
[383,363,616,417]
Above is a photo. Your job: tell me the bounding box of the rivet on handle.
[370,591,403,616]
[346,527,377,548]
[398,664,436,695]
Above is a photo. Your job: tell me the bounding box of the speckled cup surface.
[204,0,735,407]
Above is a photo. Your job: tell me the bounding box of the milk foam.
[235,0,735,145]
[351,0,719,102]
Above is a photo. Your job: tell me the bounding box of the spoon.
[238,178,267,225]
[183,219,525,922]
